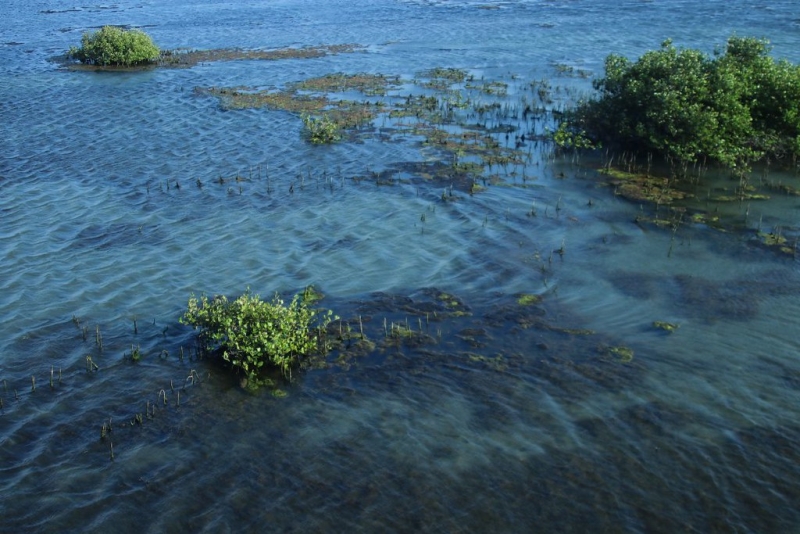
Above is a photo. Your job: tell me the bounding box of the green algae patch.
[434,292,472,316]
[437,292,460,307]
[691,212,720,225]
[294,73,402,96]
[710,193,770,202]
[198,87,329,113]
[517,294,542,306]
[552,327,595,336]
[652,321,679,333]
[759,232,787,247]
[606,346,634,363]
[601,167,692,204]
[198,85,382,140]
[416,67,470,88]
[757,231,798,255]
[466,80,508,96]
[766,183,800,196]
[634,215,676,229]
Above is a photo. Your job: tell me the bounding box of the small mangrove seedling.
[86,355,99,372]
[109,441,114,461]
[95,325,102,350]
[159,389,167,405]
[184,369,201,389]
[50,366,54,389]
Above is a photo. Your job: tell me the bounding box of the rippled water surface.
[3,1,800,532]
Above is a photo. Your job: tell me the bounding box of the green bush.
[68,26,160,67]
[180,289,335,387]
[562,36,800,175]
[302,113,342,144]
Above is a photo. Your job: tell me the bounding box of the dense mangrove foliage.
[180,288,335,389]
[68,26,160,67]
[559,36,800,176]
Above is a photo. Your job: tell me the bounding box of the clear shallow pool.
[2,1,800,532]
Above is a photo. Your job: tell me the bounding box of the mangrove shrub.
[180,289,334,387]
[68,26,160,67]
[302,113,342,144]
[561,36,800,175]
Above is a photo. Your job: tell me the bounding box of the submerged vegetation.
[180,288,335,388]
[562,36,800,176]
[64,36,363,70]
[157,44,364,68]
[68,26,160,67]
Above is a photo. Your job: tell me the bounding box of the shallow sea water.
[2,0,800,532]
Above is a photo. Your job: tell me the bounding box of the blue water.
[2,1,800,532]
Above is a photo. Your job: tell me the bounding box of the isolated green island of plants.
[68,26,160,67]
[557,36,800,177]
[180,288,335,390]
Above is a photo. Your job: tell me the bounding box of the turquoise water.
[2,1,800,532]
